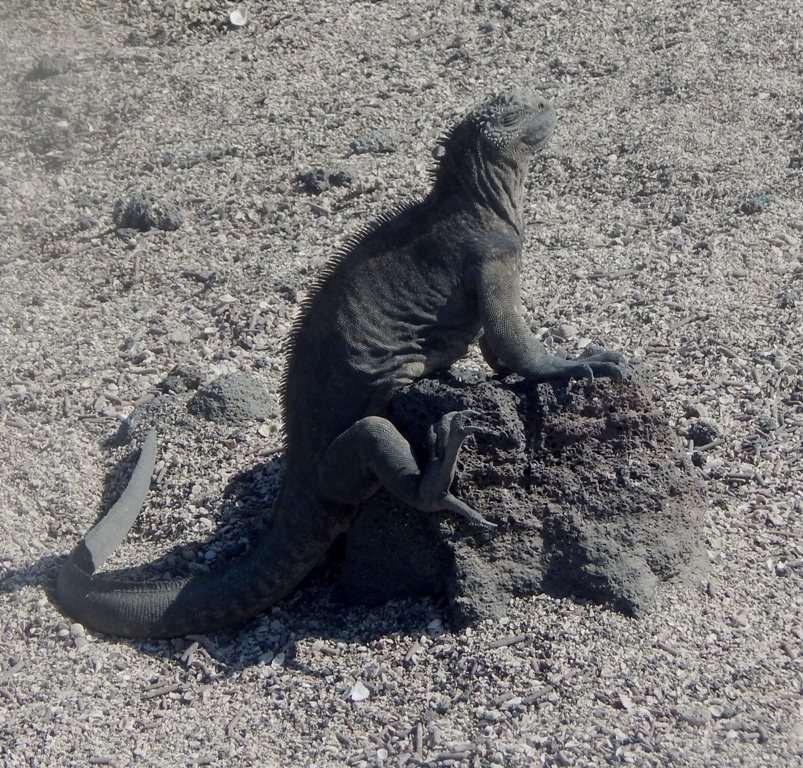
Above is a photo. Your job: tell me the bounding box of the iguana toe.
[578,344,627,365]
[428,409,481,460]
[441,494,497,529]
[566,346,627,382]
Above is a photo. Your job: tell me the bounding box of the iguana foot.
[426,410,481,464]
[481,331,626,383]
[318,412,496,529]
[525,346,625,383]
[573,344,626,381]
[577,343,626,364]
[575,344,626,381]
[419,411,496,528]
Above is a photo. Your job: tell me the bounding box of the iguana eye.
[501,111,520,128]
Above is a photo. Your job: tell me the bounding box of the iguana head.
[434,89,556,228]
[467,89,556,158]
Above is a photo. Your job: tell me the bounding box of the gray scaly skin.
[56,89,624,638]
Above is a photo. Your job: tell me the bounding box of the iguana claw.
[442,494,497,529]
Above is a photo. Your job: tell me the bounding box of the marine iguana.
[56,89,624,638]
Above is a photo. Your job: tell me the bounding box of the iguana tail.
[56,431,348,638]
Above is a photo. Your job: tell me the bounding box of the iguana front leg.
[476,243,624,382]
[318,412,496,528]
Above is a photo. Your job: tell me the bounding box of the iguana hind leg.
[318,411,496,529]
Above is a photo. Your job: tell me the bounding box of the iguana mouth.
[523,101,557,149]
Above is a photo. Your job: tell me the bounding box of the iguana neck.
[433,135,528,236]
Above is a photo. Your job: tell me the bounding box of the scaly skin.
[56,89,624,638]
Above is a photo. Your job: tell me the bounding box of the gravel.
[1,1,801,767]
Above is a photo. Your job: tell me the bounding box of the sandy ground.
[1,1,802,766]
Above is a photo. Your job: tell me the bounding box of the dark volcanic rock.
[120,372,276,444]
[349,128,400,154]
[156,364,204,395]
[335,369,707,624]
[298,167,356,194]
[187,373,276,426]
[29,53,73,79]
[112,194,184,232]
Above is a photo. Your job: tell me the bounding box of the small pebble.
[350,128,400,154]
[552,323,578,341]
[30,53,72,78]
[350,681,370,701]
[687,419,720,447]
[168,329,192,345]
[680,705,712,727]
